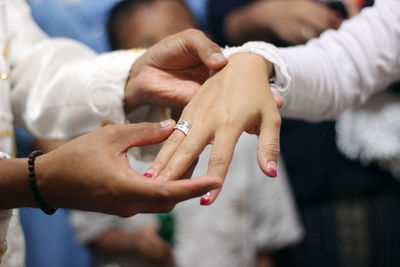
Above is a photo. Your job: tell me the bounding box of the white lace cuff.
[222,41,291,96]
[0,152,10,160]
[88,49,146,126]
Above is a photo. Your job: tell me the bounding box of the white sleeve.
[223,0,400,122]
[278,0,400,121]
[8,0,145,139]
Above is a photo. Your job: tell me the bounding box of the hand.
[92,224,173,264]
[226,0,342,45]
[34,121,221,217]
[130,225,173,264]
[124,29,228,112]
[146,53,281,205]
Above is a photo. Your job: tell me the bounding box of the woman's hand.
[32,121,221,217]
[124,29,228,112]
[146,53,281,205]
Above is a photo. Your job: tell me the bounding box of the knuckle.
[183,28,202,38]
[165,134,182,146]
[209,152,229,168]
[157,187,172,202]
[177,142,197,157]
[258,142,280,157]
[102,125,119,139]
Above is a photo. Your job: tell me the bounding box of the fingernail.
[211,53,225,63]
[160,119,174,128]
[143,168,156,178]
[143,172,153,178]
[200,192,211,205]
[267,161,277,178]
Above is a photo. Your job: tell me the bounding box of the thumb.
[115,120,175,149]
[257,111,281,178]
[183,29,228,70]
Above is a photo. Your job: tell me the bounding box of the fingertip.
[208,53,228,69]
[272,93,284,109]
[266,161,277,178]
[257,152,278,178]
[160,119,175,129]
[200,192,211,206]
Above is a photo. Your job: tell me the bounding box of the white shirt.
[225,0,400,122]
[0,0,145,263]
[280,0,400,121]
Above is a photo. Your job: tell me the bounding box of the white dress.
[223,0,400,122]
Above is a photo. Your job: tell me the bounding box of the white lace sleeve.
[223,41,291,96]
[0,152,11,264]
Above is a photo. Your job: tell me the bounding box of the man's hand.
[35,120,221,217]
[124,29,228,112]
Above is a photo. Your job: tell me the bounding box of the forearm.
[0,158,35,209]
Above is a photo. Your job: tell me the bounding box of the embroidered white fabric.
[223,41,291,97]
[336,90,400,181]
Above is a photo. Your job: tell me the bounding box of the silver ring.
[174,121,192,136]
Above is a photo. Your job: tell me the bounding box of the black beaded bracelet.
[28,150,57,215]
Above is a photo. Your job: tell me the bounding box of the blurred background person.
[102,1,302,267]
[207,0,400,267]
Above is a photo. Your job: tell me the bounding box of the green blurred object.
[157,212,175,244]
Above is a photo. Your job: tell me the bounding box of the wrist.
[228,53,273,78]
[0,158,34,209]
[34,153,59,209]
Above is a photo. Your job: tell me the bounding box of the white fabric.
[1,212,25,267]
[70,211,158,267]
[0,0,147,265]
[227,0,400,122]
[278,0,400,121]
[336,89,400,180]
[7,0,140,139]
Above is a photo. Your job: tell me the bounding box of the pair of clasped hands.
[37,29,281,217]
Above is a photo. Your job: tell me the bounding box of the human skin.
[147,53,280,205]
[224,0,342,45]
[116,0,197,49]
[125,28,227,112]
[0,121,221,217]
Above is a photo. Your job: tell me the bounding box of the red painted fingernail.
[143,172,153,178]
[267,161,277,178]
[200,192,211,205]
